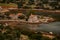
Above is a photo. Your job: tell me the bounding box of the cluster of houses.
[0,6,55,23]
[28,14,54,23]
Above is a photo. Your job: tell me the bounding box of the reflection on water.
[26,22,60,34]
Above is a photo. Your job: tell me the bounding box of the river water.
[25,22,60,34]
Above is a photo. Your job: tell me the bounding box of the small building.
[9,14,18,20]
[28,14,39,23]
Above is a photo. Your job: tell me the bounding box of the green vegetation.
[0,3,17,7]
[0,0,60,9]
[0,24,21,40]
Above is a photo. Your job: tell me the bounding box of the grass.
[0,3,17,7]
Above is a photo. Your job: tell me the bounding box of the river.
[25,22,60,34]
